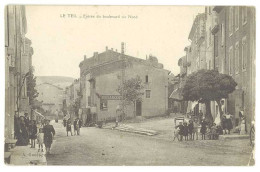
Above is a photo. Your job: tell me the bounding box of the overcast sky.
[25,6,204,78]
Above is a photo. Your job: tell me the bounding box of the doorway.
[136,101,142,116]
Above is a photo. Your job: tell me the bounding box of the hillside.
[36,76,75,89]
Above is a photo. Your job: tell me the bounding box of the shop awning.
[169,88,183,101]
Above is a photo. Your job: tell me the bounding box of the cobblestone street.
[46,121,253,166]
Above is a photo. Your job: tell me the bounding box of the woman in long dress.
[16,116,29,146]
[43,119,55,154]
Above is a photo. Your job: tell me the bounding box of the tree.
[182,69,237,123]
[26,67,39,110]
[117,75,144,116]
[72,97,81,117]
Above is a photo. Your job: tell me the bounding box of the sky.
[25,6,205,78]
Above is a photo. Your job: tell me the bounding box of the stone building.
[5,5,33,140]
[174,6,255,131]
[212,6,256,129]
[79,44,169,124]
[62,79,80,120]
[182,13,207,115]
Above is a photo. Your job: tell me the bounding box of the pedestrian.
[24,113,30,129]
[200,118,207,140]
[176,122,184,141]
[37,128,44,152]
[28,120,37,148]
[222,115,228,134]
[225,113,233,134]
[63,117,67,127]
[210,123,218,140]
[16,116,29,146]
[188,120,194,140]
[74,118,82,135]
[198,110,203,124]
[66,118,73,136]
[173,125,180,141]
[14,111,19,139]
[193,118,199,140]
[43,119,55,154]
[183,122,189,141]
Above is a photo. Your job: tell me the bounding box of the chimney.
[121,42,125,54]
[84,55,87,60]
[106,46,108,51]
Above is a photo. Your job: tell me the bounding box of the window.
[88,96,91,106]
[235,7,239,31]
[100,99,108,111]
[229,46,233,75]
[146,90,151,98]
[221,23,225,46]
[229,7,234,36]
[242,7,247,25]
[145,75,148,83]
[235,42,240,74]
[242,36,247,71]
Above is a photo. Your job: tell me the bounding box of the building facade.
[5,5,33,140]
[79,44,169,124]
[174,6,255,131]
[212,6,256,129]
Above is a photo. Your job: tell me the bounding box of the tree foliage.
[117,75,144,105]
[182,69,237,122]
[26,67,39,109]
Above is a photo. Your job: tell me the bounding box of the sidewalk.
[102,114,251,142]
[8,145,47,165]
[102,115,177,139]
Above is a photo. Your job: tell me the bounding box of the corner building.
[79,45,169,123]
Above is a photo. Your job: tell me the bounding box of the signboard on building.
[100,95,122,100]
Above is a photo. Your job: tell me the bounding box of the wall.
[36,83,64,113]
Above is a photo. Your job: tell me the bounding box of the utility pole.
[121,42,125,119]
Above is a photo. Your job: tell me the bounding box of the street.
[46,121,253,166]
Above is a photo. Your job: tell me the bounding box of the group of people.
[173,112,234,141]
[14,112,55,154]
[63,117,82,136]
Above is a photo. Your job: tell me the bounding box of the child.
[183,122,189,141]
[176,122,184,141]
[37,128,44,152]
[173,126,180,141]
[210,123,218,140]
[29,120,37,148]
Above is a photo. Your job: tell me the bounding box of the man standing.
[198,110,203,124]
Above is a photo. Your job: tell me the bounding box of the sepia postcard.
[4,5,255,166]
